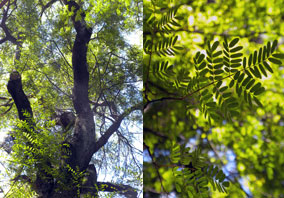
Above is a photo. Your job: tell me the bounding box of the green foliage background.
[144,0,284,197]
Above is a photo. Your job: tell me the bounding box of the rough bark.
[61,0,96,173]
[7,71,33,121]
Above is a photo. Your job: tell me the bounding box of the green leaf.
[237,73,245,83]
[271,39,278,53]
[250,68,258,78]
[223,50,230,58]
[201,89,209,96]
[268,57,282,65]
[214,69,224,75]
[236,85,242,97]
[263,46,267,60]
[253,50,257,65]
[200,68,209,76]
[175,183,181,192]
[174,46,184,50]
[253,66,261,78]
[229,38,239,48]
[234,71,240,80]
[199,61,207,70]
[272,53,284,59]
[207,101,217,109]
[263,61,273,73]
[229,110,239,117]
[213,58,223,63]
[219,86,228,92]
[244,90,248,102]
[248,54,252,66]
[228,102,239,108]
[242,76,251,87]
[229,79,235,88]
[230,46,243,53]
[216,81,222,88]
[216,171,223,180]
[246,79,255,89]
[254,87,265,95]
[267,41,271,57]
[223,92,231,98]
[243,57,246,69]
[231,63,241,68]
[231,53,243,58]
[231,59,242,63]
[258,47,262,63]
[250,82,261,92]
[207,57,213,63]
[214,63,223,69]
[253,96,263,107]
[222,181,230,187]
[213,51,222,57]
[173,36,178,45]
[223,57,230,64]
[258,64,267,77]
[212,41,219,52]
[223,42,229,52]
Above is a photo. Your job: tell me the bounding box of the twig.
[143,142,169,195]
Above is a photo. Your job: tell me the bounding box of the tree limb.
[93,102,142,153]
[97,182,138,198]
[6,71,33,120]
[0,0,8,9]
[39,0,58,17]
[61,0,96,172]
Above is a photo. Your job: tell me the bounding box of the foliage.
[144,0,284,197]
[170,143,229,197]
[10,111,61,177]
[0,0,142,197]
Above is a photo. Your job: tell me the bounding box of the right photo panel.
[143,0,284,197]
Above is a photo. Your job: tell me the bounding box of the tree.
[144,0,284,197]
[0,0,142,197]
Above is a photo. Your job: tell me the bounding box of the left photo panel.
[0,0,143,197]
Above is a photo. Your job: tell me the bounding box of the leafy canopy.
[144,0,284,197]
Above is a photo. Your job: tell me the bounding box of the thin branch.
[0,102,13,116]
[97,182,138,198]
[143,142,168,195]
[0,96,11,100]
[51,39,72,69]
[33,68,72,99]
[144,72,235,109]
[93,102,142,153]
[39,0,58,17]
[0,0,9,9]
[144,127,168,139]
[207,138,252,197]
[12,175,32,184]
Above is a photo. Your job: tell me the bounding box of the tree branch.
[60,0,96,172]
[6,71,33,120]
[97,182,138,198]
[93,102,142,153]
[39,0,58,17]
[0,0,9,9]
